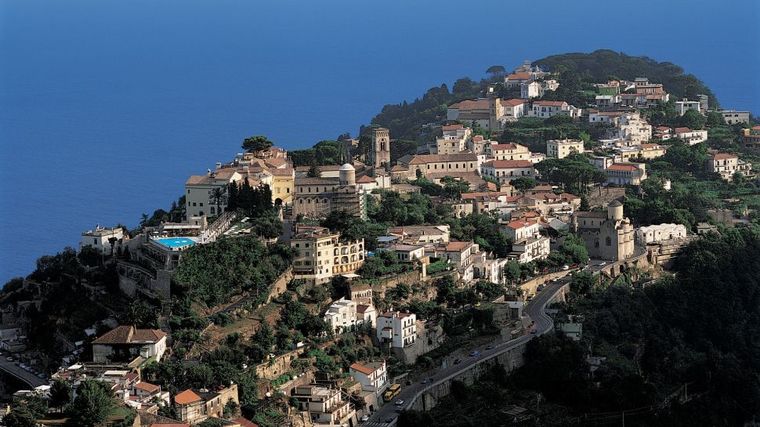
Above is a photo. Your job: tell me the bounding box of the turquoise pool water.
[156,237,196,249]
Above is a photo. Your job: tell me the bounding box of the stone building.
[572,200,635,261]
[292,163,366,219]
[368,127,391,172]
[290,225,364,285]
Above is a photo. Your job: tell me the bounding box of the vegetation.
[173,236,292,306]
[242,135,274,153]
[289,140,345,166]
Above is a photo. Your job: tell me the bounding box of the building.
[504,71,533,87]
[175,385,239,424]
[349,361,388,397]
[403,153,479,178]
[387,243,426,262]
[481,160,535,184]
[323,298,359,334]
[616,112,652,145]
[707,153,739,180]
[185,168,242,217]
[446,98,505,130]
[530,100,580,119]
[742,126,760,148]
[292,164,366,219]
[368,127,391,171]
[491,142,531,161]
[293,385,356,427]
[434,124,471,155]
[91,326,167,363]
[376,311,416,348]
[606,163,647,186]
[431,241,478,282]
[500,98,528,121]
[635,223,688,245]
[80,226,125,255]
[546,139,584,159]
[387,225,451,244]
[718,110,751,125]
[503,220,550,264]
[573,200,635,261]
[290,225,364,285]
[673,127,708,145]
[674,98,702,115]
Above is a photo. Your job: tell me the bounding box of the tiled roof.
[501,98,526,106]
[491,143,519,150]
[92,326,166,345]
[350,362,376,375]
[532,100,567,107]
[449,99,490,110]
[174,389,203,405]
[607,164,639,172]
[135,381,160,394]
[506,220,531,230]
[674,127,692,133]
[442,124,464,131]
[356,175,375,184]
[445,241,472,251]
[484,160,533,169]
[712,153,737,160]
[408,153,478,164]
[506,72,532,81]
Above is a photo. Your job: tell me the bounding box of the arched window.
[605,236,612,246]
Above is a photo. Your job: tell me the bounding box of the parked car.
[562,265,570,270]
[485,345,494,350]
[360,415,370,422]
[394,399,405,406]
[453,358,462,365]
[469,351,480,357]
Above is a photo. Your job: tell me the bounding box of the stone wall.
[254,347,306,381]
[265,267,294,304]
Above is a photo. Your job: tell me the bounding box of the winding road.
[365,278,568,426]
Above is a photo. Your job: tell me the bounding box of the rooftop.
[92,326,166,345]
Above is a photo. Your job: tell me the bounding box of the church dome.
[340,163,355,171]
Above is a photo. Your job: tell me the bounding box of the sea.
[1,0,758,282]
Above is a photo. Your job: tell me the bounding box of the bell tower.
[369,127,391,171]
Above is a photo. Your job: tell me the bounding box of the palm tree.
[211,187,226,217]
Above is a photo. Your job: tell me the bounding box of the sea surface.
[1,0,758,282]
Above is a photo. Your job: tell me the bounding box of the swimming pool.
[155,237,197,249]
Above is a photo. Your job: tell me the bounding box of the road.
[0,360,47,388]
[364,278,568,426]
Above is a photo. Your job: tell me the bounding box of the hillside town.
[1,56,759,427]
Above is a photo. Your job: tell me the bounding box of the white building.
[293,385,356,427]
[491,142,531,161]
[80,226,125,255]
[481,160,535,184]
[502,220,541,242]
[674,127,708,145]
[674,98,702,115]
[324,298,360,334]
[91,326,167,363]
[546,139,585,159]
[616,112,652,145]
[635,223,688,245]
[376,312,416,348]
[531,100,581,119]
[434,124,472,155]
[349,361,388,396]
[606,163,647,185]
[185,168,242,218]
[718,110,750,125]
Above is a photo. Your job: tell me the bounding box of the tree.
[50,380,72,412]
[307,163,321,178]
[679,109,706,130]
[486,65,506,78]
[242,135,273,153]
[504,260,522,285]
[67,380,115,427]
[211,187,226,216]
[3,409,37,427]
[510,177,537,194]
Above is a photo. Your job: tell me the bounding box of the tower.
[608,199,624,221]
[369,127,391,171]
[339,163,356,186]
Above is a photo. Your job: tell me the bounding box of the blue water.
[1,0,758,281]
[156,238,196,250]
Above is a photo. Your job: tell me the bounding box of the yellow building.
[290,225,365,285]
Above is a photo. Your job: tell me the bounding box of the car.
[420,378,429,384]
[394,399,405,406]
[469,351,480,357]
[530,329,537,334]
[360,415,370,422]
[6,356,13,361]
[385,417,396,423]
[599,261,607,266]
[562,265,570,270]
[537,284,545,291]
[485,345,494,350]
[453,358,462,365]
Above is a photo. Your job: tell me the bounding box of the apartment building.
[376,312,417,348]
[290,225,364,285]
[491,142,531,161]
[293,385,356,427]
[606,163,647,185]
[481,160,535,184]
[546,139,585,159]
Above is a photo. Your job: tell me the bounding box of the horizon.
[1,0,759,281]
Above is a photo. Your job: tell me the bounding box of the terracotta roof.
[185,175,209,185]
[607,164,639,172]
[350,362,376,375]
[501,98,526,106]
[449,99,490,110]
[472,135,484,142]
[270,168,294,176]
[391,165,409,172]
[445,241,472,252]
[484,160,533,169]
[491,143,519,150]
[532,100,568,107]
[712,153,738,160]
[442,124,464,131]
[408,153,478,164]
[135,381,160,394]
[506,220,531,230]
[506,72,532,81]
[356,175,375,184]
[174,389,203,405]
[92,326,166,345]
[356,304,371,314]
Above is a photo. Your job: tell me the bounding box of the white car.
[394,399,405,406]
[360,415,370,422]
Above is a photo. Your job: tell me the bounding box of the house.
[349,361,388,396]
[546,139,584,159]
[742,126,760,148]
[637,143,667,159]
[490,142,531,161]
[572,201,635,261]
[635,223,688,245]
[80,226,125,256]
[673,127,708,145]
[653,126,673,141]
[481,160,535,184]
[707,153,739,180]
[500,98,528,121]
[387,243,426,262]
[503,221,550,264]
[520,191,580,217]
[323,298,359,334]
[376,312,417,348]
[674,98,702,115]
[185,168,242,217]
[588,110,625,125]
[290,225,364,285]
[594,94,621,108]
[91,326,167,363]
[530,100,581,119]
[718,110,750,125]
[386,225,450,244]
[175,385,239,424]
[293,385,356,427]
[615,112,652,145]
[504,71,533,87]
[606,163,647,186]
[433,124,472,155]
[521,81,543,99]
[446,98,503,130]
